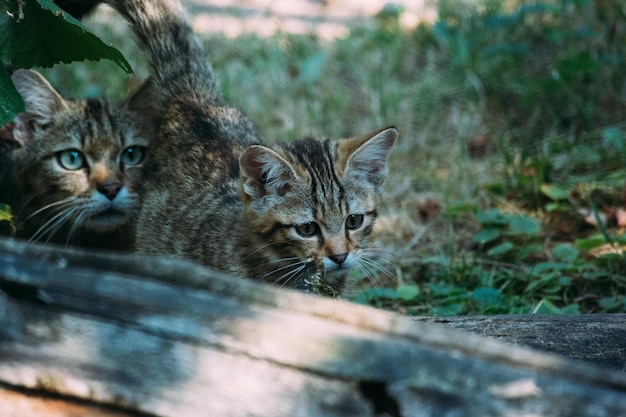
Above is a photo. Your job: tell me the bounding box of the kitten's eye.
[121,146,146,166]
[295,222,319,238]
[56,149,85,171]
[346,214,365,230]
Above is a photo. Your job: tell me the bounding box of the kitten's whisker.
[362,246,404,264]
[30,211,69,243]
[258,258,304,281]
[273,264,307,288]
[268,256,300,265]
[66,209,89,245]
[250,241,275,256]
[30,205,80,243]
[23,197,76,222]
[359,256,396,281]
[356,262,381,286]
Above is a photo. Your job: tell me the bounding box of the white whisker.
[274,263,307,288]
[23,197,76,223]
[359,256,396,281]
[258,258,304,281]
[29,204,81,244]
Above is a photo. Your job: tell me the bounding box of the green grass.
[20,0,626,315]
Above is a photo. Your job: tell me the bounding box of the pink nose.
[98,183,122,200]
[329,253,348,265]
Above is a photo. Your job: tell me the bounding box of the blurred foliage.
[0,0,131,124]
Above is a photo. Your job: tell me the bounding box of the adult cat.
[3,69,155,250]
[106,0,397,294]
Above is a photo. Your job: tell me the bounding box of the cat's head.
[239,127,397,293]
[9,69,152,242]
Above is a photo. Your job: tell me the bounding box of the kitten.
[3,69,155,251]
[107,0,397,294]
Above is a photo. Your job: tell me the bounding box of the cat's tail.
[105,0,223,104]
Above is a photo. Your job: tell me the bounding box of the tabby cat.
[3,69,155,250]
[106,0,397,294]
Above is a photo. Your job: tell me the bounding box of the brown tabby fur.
[3,69,156,251]
[107,0,397,294]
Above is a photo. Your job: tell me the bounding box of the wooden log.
[415,315,626,371]
[0,238,625,417]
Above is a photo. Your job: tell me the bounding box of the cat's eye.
[121,146,146,166]
[346,214,365,230]
[56,149,86,171]
[295,222,319,238]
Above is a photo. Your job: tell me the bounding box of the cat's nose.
[329,253,348,265]
[98,182,122,200]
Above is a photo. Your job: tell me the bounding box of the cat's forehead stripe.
[288,138,345,218]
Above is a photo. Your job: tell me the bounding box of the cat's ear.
[342,127,397,189]
[11,69,68,146]
[239,145,298,200]
[126,76,164,125]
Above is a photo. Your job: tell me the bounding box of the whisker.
[257,258,305,281]
[274,264,307,288]
[250,241,274,256]
[23,197,76,222]
[268,256,300,265]
[359,257,396,280]
[66,209,89,245]
[29,205,81,244]
[361,246,404,264]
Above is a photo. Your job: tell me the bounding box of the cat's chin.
[85,209,129,232]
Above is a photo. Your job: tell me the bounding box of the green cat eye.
[56,149,86,171]
[121,146,146,166]
[295,222,319,238]
[346,214,365,230]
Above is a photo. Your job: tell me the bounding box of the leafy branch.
[0,0,132,125]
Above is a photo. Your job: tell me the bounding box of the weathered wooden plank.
[0,386,139,417]
[1,238,625,417]
[415,315,626,371]
[1,302,368,417]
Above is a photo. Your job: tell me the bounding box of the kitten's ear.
[239,145,298,200]
[11,69,68,146]
[126,76,164,125]
[342,127,397,188]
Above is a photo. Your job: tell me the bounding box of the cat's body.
[4,69,154,250]
[106,0,397,294]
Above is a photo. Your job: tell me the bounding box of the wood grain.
[1,238,625,417]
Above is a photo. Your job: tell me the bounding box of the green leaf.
[0,65,24,125]
[432,302,466,316]
[560,303,580,314]
[531,261,572,274]
[352,287,397,305]
[0,203,14,237]
[598,296,623,312]
[533,299,562,314]
[396,284,420,301]
[0,0,132,72]
[575,234,607,250]
[518,243,544,260]
[0,203,13,222]
[472,287,503,307]
[473,228,501,245]
[602,127,625,150]
[487,241,514,256]
[552,243,580,263]
[506,215,541,235]
[476,208,509,226]
[540,183,570,201]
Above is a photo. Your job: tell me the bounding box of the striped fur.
[5,69,153,250]
[109,0,396,294]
